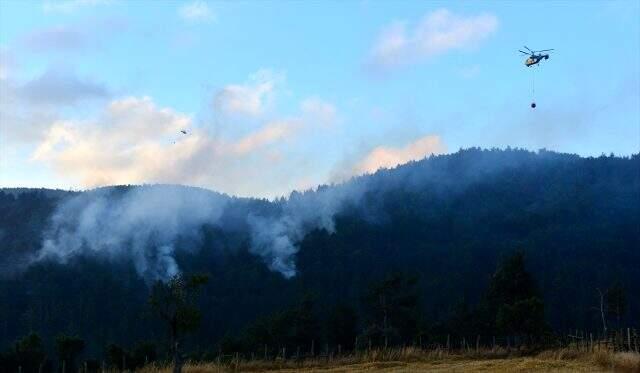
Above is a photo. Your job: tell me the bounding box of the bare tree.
[594,288,608,336]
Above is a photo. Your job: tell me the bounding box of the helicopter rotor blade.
[536,49,554,52]
[524,46,533,52]
[518,50,530,55]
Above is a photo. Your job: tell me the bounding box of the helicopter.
[519,46,554,67]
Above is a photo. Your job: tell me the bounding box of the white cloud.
[214,69,282,117]
[353,135,446,175]
[179,1,215,23]
[369,9,498,69]
[6,63,338,197]
[30,93,338,198]
[32,97,192,186]
[43,0,111,13]
[231,119,301,155]
[0,66,110,143]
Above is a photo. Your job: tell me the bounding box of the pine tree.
[486,252,547,336]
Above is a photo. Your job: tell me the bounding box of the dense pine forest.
[1,148,639,370]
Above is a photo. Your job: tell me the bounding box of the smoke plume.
[37,185,228,282]
[32,148,537,282]
[34,181,367,282]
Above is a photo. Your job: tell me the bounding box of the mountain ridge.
[1,147,638,356]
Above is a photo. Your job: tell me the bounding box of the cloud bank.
[354,135,446,175]
[27,69,338,198]
[368,9,498,70]
[214,69,282,117]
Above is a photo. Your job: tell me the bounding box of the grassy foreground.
[137,347,640,372]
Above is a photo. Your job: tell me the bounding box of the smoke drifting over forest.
[35,186,228,281]
[16,148,639,284]
[2,148,639,355]
[30,179,369,281]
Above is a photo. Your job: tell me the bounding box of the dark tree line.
[1,149,638,367]
[3,251,603,372]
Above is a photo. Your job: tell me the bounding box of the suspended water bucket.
[531,102,536,109]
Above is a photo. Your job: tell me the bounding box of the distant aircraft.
[519,46,553,67]
[180,130,188,135]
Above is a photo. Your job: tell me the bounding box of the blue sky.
[1,0,638,198]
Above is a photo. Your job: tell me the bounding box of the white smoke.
[34,182,367,282]
[37,185,228,282]
[246,181,367,278]
[30,148,574,282]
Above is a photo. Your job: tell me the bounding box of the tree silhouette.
[7,333,46,373]
[149,273,209,373]
[362,272,421,346]
[606,282,627,330]
[55,334,84,373]
[487,252,547,336]
[327,303,358,350]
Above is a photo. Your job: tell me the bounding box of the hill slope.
[1,148,638,356]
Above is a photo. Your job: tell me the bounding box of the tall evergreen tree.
[9,333,46,373]
[362,272,421,346]
[327,303,358,350]
[55,334,85,373]
[486,252,547,336]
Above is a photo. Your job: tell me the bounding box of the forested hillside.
[1,148,638,365]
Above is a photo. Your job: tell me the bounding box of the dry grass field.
[137,347,640,372]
